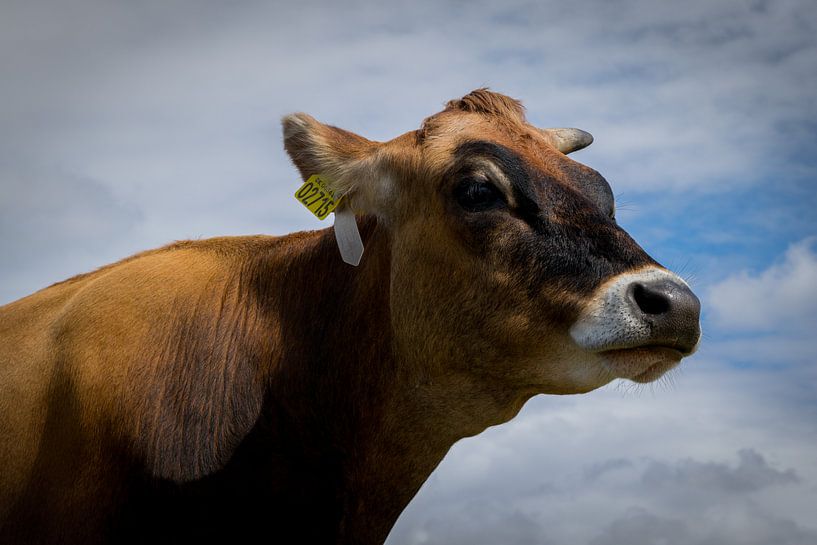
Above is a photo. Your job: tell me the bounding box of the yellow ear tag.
[294,174,341,220]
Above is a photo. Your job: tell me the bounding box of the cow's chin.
[598,346,684,383]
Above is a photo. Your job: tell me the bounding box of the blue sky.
[2,1,816,543]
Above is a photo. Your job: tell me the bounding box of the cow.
[0,89,700,544]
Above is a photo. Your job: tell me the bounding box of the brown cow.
[0,89,700,544]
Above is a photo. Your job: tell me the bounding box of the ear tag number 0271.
[294,174,340,220]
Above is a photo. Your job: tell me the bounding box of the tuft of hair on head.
[445,88,527,123]
[418,88,528,142]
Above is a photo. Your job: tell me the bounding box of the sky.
[2,0,816,543]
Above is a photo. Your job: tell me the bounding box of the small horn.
[545,128,594,154]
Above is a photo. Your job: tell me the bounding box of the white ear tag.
[333,200,364,266]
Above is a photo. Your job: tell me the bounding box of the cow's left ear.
[282,113,393,216]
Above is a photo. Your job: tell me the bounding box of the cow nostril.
[632,283,671,315]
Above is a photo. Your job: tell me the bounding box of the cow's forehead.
[411,111,575,182]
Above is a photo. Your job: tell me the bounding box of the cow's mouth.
[598,346,684,383]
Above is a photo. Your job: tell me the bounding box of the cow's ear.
[282,113,392,215]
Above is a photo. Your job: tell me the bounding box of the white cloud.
[1,0,793,303]
[1,0,816,303]
[707,238,817,333]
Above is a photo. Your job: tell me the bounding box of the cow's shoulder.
[49,235,292,481]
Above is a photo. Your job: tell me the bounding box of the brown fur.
[1,90,671,544]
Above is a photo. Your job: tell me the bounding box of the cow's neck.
[253,217,526,543]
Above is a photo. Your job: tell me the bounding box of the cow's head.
[283,89,700,399]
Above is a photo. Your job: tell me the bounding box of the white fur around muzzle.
[569,267,698,353]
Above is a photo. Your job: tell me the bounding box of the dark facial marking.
[449,141,616,220]
[558,162,615,219]
[453,178,506,211]
[449,141,539,217]
[446,140,655,297]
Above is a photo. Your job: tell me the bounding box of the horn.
[544,128,594,154]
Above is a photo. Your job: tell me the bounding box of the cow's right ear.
[282,113,392,216]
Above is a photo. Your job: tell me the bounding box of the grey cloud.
[589,508,689,545]
[583,458,634,482]
[695,509,817,545]
[641,449,800,495]
[390,443,814,544]
[399,500,550,545]
[590,505,817,545]
[389,377,817,545]
[0,159,142,302]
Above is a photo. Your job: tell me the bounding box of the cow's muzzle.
[569,268,701,381]
[625,276,701,355]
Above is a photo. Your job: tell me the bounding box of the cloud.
[1,0,814,307]
[388,358,817,544]
[636,448,801,517]
[583,458,633,482]
[589,505,817,545]
[400,501,550,545]
[1,0,816,305]
[3,1,817,188]
[391,441,817,545]
[642,448,799,493]
[707,237,817,333]
[0,158,142,302]
[589,509,689,545]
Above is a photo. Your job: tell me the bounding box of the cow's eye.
[454,179,505,211]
